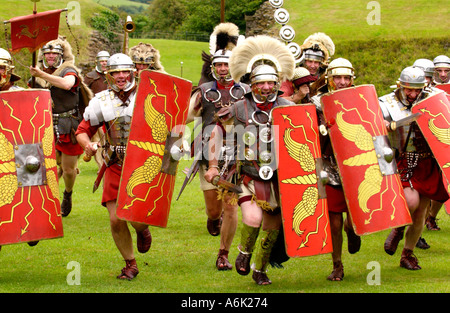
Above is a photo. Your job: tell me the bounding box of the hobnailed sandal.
[216,249,232,271]
[400,248,421,270]
[207,217,222,236]
[425,216,440,231]
[327,261,344,281]
[235,250,252,276]
[384,227,404,255]
[252,270,272,285]
[136,227,152,253]
[344,224,361,254]
[117,259,139,280]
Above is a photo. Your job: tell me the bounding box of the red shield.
[435,83,450,95]
[272,104,332,257]
[0,89,63,245]
[321,85,412,235]
[116,70,192,227]
[411,91,450,207]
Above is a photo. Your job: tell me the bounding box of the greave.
[239,224,260,254]
[253,229,279,273]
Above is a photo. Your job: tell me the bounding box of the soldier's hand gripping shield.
[411,91,450,214]
[116,70,192,227]
[321,85,412,235]
[272,104,332,257]
[0,89,63,245]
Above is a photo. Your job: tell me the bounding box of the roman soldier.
[280,66,316,103]
[0,48,21,91]
[83,51,110,169]
[76,53,152,280]
[84,50,110,94]
[433,55,450,84]
[298,32,335,96]
[129,42,165,77]
[185,22,248,271]
[205,35,295,285]
[311,58,361,281]
[379,66,449,270]
[29,36,91,217]
[412,58,443,237]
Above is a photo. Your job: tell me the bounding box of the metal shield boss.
[411,91,450,214]
[116,70,192,227]
[272,104,332,257]
[0,89,63,246]
[321,85,412,235]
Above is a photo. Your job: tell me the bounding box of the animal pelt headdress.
[35,36,80,88]
[229,35,295,84]
[300,32,335,66]
[199,22,245,85]
[36,36,92,114]
[129,42,165,72]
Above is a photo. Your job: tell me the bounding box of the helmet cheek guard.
[105,53,136,92]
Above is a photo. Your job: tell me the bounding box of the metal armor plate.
[321,85,412,235]
[116,70,192,227]
[0,89,63,245]
[272,104,332,257]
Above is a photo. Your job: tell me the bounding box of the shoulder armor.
[84,90,135,126]
[378,92,412,122]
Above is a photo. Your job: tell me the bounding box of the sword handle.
[211,175,220,186]
[83,143,98,162]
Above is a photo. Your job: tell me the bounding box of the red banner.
[9,9,62,53]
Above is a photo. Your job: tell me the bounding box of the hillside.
[1,0,449,94]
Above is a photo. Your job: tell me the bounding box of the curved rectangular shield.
[0,89,63,245]
[272,104,332,257]
[116,70,192,227]
[411,91,450,213]
[435,83,450,95]
[321,85,411,235]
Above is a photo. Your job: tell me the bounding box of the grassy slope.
[284,0,449,95]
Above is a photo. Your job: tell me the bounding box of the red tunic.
[55,71,83,156]
[76,119,122,207]
[398,156,449,203]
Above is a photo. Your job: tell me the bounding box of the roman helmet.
[128,42,164,71]
[300,32,335,68]
[105,53,136,92]
[38,36,74,70]
[0,48,16,88]
[292,66,316,88]
[325,58,355,91]
[433,55,450,84]
[95,51,110,73]
[211,49,233,82]
[229,35,295,104]
[397,66,427,105]
[412,58,435,79]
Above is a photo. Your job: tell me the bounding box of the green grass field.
[0,159,449,293]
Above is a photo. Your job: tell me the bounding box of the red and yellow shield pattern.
[412,91,450,213]
[116,70,192,227]
[435,83,450,95]
[0,89,63,245]
[272,104,332,257]
[321,85,411,235]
